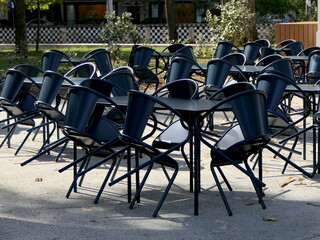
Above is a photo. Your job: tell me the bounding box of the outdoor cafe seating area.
[1,38,320,218]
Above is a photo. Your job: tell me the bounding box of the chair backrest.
[255,54,284,67]
[153,78,199,100]
[275,39,296,48]
[128,44,141,67]
[165,56,195,83]
[41,50,69,72]
[229,89,269,140]
[1,69,29,100]
[83,48,113,76]
[284,41,304,56]
[306,50,320,83]
[64,79,114,131]
[123,91,157,141]
[13,64,42,77]
[102,67,138,96]
[214,41,235,58]
[64,62,96,78]
[307,50,320,72]
[205,59,234,90]
[221,53,246,65]
[162,43,185,53]
[172,45,196,61]
[254,39,270,47]
[211,82,269,140]
[256,72,289,113]
[37,71,71,105]
[298,46,320,56]
[259,47,277,58]
[62,82,121,144]
[243,42,262,64]
[128,46,154,69]
[261,58,294,80]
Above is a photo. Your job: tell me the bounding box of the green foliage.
[100,11,142,67]
[100,11,141,44]
[295,2,318,21]
[205,0,253,46]
[26,0,62,11]
[193,34,212,59]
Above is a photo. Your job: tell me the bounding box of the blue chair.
[243,42,262,65]
[129,46,166,92]
[83,48,113,76]
[305,50,320,84]
[214,41,240,58]
[107,90,192,217]
[0,69,41,149]
[199,82,270,215]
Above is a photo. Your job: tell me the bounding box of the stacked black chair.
[82,48,113,76]
[259,47,278,59]
[297,46,320,56]
[162,43,185,53]
[199,82,270,215]
[242,42,263,65]
[254,39,271,47]
[152,79,199,169]
[103,90,192,217]
[14,62,96,157]
[14,50,75,77]
[305,50,320,84]
[255,71,312,178]
[58,79,127,199]
[213,41,240,58]
[0,69,41,149]
[129,45,166,92]
[165,55,204,85]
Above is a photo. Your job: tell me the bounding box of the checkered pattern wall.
[0,24,274,44]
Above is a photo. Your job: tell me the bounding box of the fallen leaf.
[263,216,277,221]
[279,177,295,187]
[307,203,320,207]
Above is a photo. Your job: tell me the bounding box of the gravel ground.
[0,99,320,240]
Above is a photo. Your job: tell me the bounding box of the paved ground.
[0,108,320,240]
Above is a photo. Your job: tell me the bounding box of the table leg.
[194,118,201,215]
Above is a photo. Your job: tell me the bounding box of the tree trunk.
[247,0,258,41]
[13,0,28,55]
[165,0,178,41]
[36,0,40,51]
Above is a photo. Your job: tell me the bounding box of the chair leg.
[110,151,126,181]
[20,137,68,166]
[66,155,89,198]
[152,161,178,217]
[78,155,92,187]
[210,161,233,216]
[55,140,69,162]
[266,145,313,178]
[129,163,153,210]
[244,161,266,210]
[15,130,33,155]
[181,146,190,168]
[94,158,117,204]
[281,136,299,174]
[216,166,233,191]
[0,125,17,148]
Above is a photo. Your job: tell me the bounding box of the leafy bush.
[100,12,142,66]
[205,0,253,47]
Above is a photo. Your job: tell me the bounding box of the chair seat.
[152,120,189,150]
[213,125,270,166]
[268,109,297,136]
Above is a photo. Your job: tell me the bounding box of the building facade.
[0,0,211,27]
